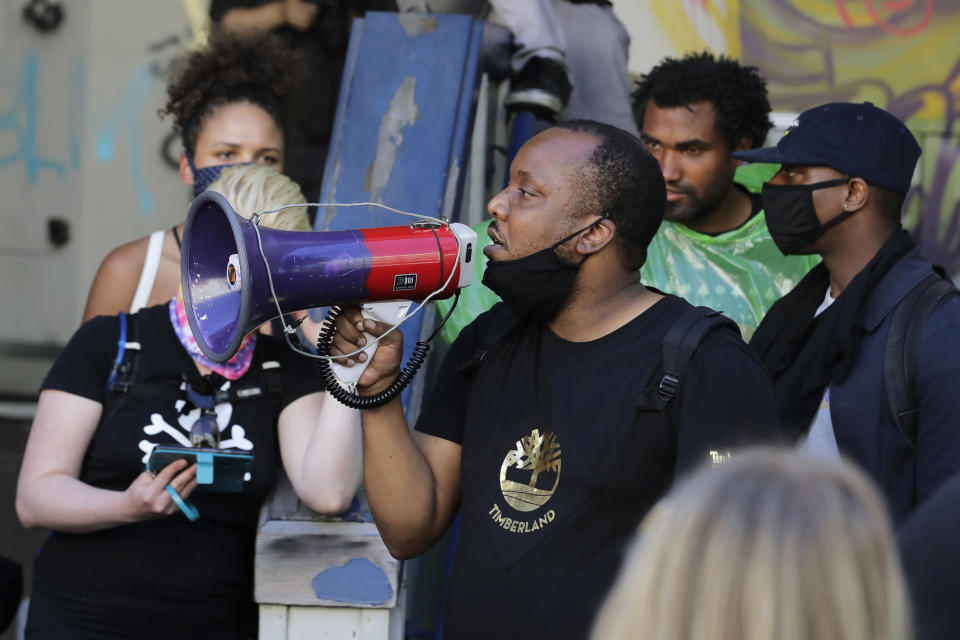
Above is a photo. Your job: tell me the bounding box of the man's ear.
[179,153,193,186]
[844,177,869,212]
[576,217,617,256]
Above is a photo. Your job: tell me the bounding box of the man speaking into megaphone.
[330,121,782,639]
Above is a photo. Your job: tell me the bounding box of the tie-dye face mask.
[169,288,256,380]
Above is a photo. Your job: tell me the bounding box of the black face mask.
[482,219,604,321]
[762,178,852,255]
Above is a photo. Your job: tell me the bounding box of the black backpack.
[883,273,959,449]
[656,307,740,402]
[459,304,739,406]
[103,312,284,422]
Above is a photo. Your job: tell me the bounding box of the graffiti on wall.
[648,0,742,60]
[0,53,72,183]
[646,0,960,272]
[0,24,197,216]
[92,62,159,215]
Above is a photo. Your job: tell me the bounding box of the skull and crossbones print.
[137,380,255,480]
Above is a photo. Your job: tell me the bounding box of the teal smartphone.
[146,446,254,493]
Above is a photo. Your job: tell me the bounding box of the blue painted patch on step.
[311,558,393,605]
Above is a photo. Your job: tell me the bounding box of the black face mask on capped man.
[482,217,606,321]
[761,178,852,255]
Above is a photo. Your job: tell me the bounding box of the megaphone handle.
[329,332,376,385]
[329,301,413,387]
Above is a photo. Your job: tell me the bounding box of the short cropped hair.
[871,184,907,230]
[209,164,310,232]
[632,51,772,151]
[592,448,912,640]
[554,120,666,270]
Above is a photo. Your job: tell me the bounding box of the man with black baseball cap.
[739,101,960,523]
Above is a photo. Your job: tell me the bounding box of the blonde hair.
[592,448,912,640]
[208,164,310,231]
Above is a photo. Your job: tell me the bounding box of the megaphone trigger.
[328,301,413,388]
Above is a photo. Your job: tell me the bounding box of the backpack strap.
[209,360,284,404]
[102,312,143,421]
[884,273,958,449]
[179,354,284,408]
[257,359,284,397]
[453,304,740,405]
[104,311,129,396]
[105,312,142,395]
[659,307,740,402]
[103,315,285,423]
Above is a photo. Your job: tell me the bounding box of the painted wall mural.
[0,8,202,217]
[0,52,79,184]
[646,0,960,273]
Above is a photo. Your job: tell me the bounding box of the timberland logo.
[709,450,733,467]
[488,503,555,534]
[498,428,561,512]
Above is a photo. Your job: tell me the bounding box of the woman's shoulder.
[103,235,153,272]
[89,235,149,283]
[84,234,161,321]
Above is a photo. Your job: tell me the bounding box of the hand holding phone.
[124,458,198,521]
[146,446,254,494]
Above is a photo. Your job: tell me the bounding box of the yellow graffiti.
[180,0,210,50]
[635,0,960,271]
[738,1,959,128]
[648,0,742,58]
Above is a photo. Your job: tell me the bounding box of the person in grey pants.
[397,0,637,133]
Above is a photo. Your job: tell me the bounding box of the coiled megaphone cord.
[314,294,460,409]
[315,306,430,409]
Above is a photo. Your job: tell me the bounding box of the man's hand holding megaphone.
[330,307,405,398]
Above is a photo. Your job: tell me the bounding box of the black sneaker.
[504,57,573,120]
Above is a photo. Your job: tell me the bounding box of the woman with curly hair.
[83,28,298,322]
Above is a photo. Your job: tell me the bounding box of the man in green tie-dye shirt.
[633,52,818,339]
[436,53,816,344]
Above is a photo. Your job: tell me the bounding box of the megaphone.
[180,191,476,363]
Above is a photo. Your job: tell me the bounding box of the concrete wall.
[0,0,198,395]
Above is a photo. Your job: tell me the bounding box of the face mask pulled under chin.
[482,219,603,321]
[482,248,582,321]
[761,178,851,255]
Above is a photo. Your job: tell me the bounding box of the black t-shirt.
[31,305,321,636]
[416,296,778,639]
